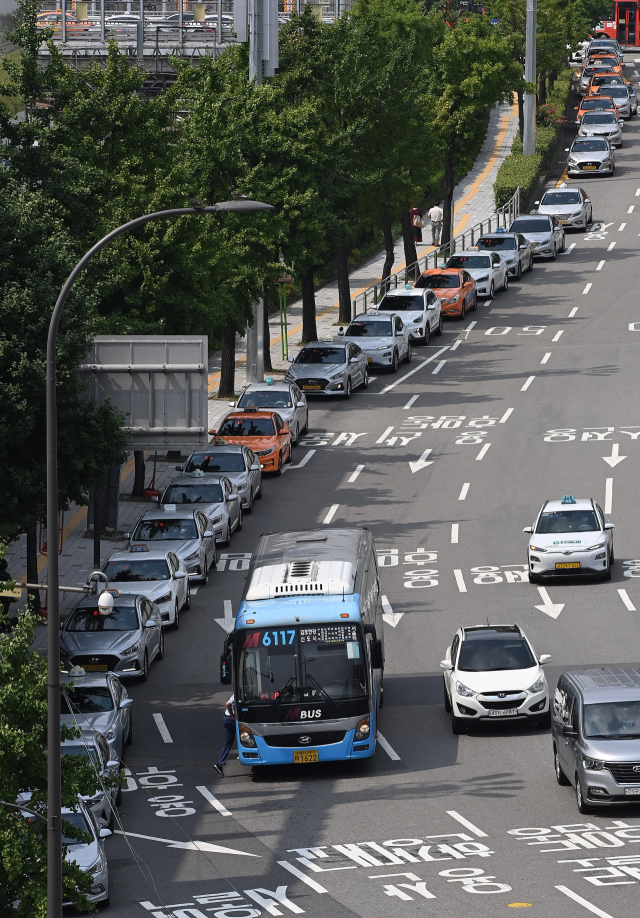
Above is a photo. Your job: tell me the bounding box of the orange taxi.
[587,73,629,96]
[36,10,92,33]
[575,95,617,124]
[209,410,292,475]
[415,268,477,319]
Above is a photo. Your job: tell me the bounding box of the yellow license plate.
[83,664,108,671]
[560,219,567,224]
[367,358,372,363]
[556,562,581,569]
[583,165,597,170]
[302,385,321,390]
[293,750,318,764]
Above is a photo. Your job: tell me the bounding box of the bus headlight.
[354,717,370,741]
[239,726,257,747]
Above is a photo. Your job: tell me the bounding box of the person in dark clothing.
[214,694,236,776]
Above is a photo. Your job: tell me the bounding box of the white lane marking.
[605,478,613,515]
[582,282,592,294]
[464,321,477,339]
[409,448,433,473]
[499,407,514,424]
[618,222,626,231]
[450,340,461,351]
[214,600,234,634]
[535,587,564,619]
[377,732,401,761]
[596,260,605,270]
[565,242,576,254]
[115,829,260,857]
[348,464,364,483]
[382,594,403,628]
[521,376,535,391]
[403,394,419,409]
[379,346,449,394]
[603,444,626,468]
[541,352,551,364]
[196,786,232,817]
[432,360,446,375]
[376,426,394,444]
[552,330,564,342]
[636,188,640,197]
[483,299,493,308]
[322,504,339,525]
[282,448,316,473]
[454,569,467,593]
[568,307,579,318]
[629,205,635,213]
[152,713,173,744]
[618,589,636,612]
[555,886,616,918]
[451,523,459,544]
[458,482,470,501]
[475,443,491,460]
[278,860,328,893]
[446,811,488,838]
[607,241,616,251]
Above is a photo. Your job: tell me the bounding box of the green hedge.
[493,68,575,209]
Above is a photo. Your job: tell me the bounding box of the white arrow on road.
[215,599,234,633]
[381,594,403,628]
[603,443,627,468]
[409,448,433,474]
[114,829,261,857]
[534,587,564,619]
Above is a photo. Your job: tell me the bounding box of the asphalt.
[102,61,640,918]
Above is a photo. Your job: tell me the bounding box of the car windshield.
[61,686,114,714]
[103,559,170,582]
[65,604,140,632]
[541,191,582,205]
[447,255,491,269]
[238,390,292,408]
[61,745,101,771]
[218,418,275,437]
[584,701,640,738]
[133,518,198,540]
[510,218,551,233]
[582,112,617,123]
[594,76,623,84]
[346,320,393,337]
[378,295,424,312]
[536,509,600,533]
[296,347,345,365]
[185,451,245,473]
[164,483,223,504]
[572,139,608,152]
[606,87,628,97]
[581,99,614,110]
[61,811,93,845]
[585,66,613,75]
[458,639,536,672]
[238,625,367,704]
[477,236,517,250]
[415,273,460,289]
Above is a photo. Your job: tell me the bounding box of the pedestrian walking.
[214,694,236,776]
[409,204,424,244]
[427,202,444,246]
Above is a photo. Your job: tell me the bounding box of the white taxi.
[445,249,508,298]
[375,285,444,344]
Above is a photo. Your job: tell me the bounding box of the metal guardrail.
[351,186,521,317]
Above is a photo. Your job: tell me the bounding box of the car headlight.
[329,368,345,379]
[156,592,172,604]
[284,372,294,381]
[377,344,390,350]
[413,316,423,323]
[122,641,140,655]
[237,480,249,490]
[354,716,370,741]
[583,757,605,771]
[102,725,117,743]
[567,157,577,165]
[239,726,256,747]
[445,294,460,304]
[528,677,546,693]
[184,550,200,561]
[476,274,489,282]
[456,682,476,698]
[589,542,606,551]
[530,545,546,553]
[85,853,105,875]
[256,447,275,457]
[209,515,223,525]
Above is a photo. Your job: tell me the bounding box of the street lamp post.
[46,200,273,918]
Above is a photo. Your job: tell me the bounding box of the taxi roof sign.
[561,495,577,504]
[68,665,86,677]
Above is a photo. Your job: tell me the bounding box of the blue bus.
[220,528,385,766]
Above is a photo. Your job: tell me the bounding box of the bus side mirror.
[220,654,232,685]
[370,639,383,670]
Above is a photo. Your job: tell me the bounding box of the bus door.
[617,3,639,46]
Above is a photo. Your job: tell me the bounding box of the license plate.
[367,358,372,363]
[488,708,518,717]
[83,664,108,671]
[625,787,640,795]
[583,165,597,170]
[561,219,567,224]
[556,562,581,569]
[293,750,318,764]
[302,385,321,390]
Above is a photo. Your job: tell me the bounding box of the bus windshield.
[238,624,367,704]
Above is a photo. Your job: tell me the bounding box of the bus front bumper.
[237,727,375,765]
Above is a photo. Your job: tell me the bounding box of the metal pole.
[101,0,105,42]
[62,0,66,43]
[249,0,262,83]
[93,486,101,569]
[523,0,537,155]
[218,0,222,40]
[179,0,183,46]
[45,200,272,918]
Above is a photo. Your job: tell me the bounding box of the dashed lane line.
[541,353,551,364]
[619,223,626,231]
[596,260,605,270]
[348,465,364,483]
[552,330,564,342]
[521,376,535,392]
[196,786,232,817]
[618,589,636,612]
[446,811,488,838]
[458,482,470,501]
[377,732,401,761]
[499,407,514,423]
[450,340,462,351]
[605,478,613,515]
[152,713,173,744]
[476,443,491,460]
[451,524,459,544]
[403,394,419,409]
[568,307,579,317]
[322,504,339,525]
[583,283,592,294]
[628,205,635,213]
[555,886,616,918]
[564,242,576,254]
[432,360,446,375]
[607,241,616,251]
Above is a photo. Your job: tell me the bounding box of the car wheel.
[488,280,494,299]
[125,712,133,746]
[293,423,300,446]
[256,482,263,499]
[390,351,399,373]
[157,628,165,660]
[140,651,149,682]
[470,294,477,312]
[173,602,180,631]
[527,254,533,272]
[502,271,509,292]
[610,543,615,565]
[222,523,231,546]
[285,441,293,464]
[184,585,191,610]
[560,235,566,253]
[443,678,452,713]
[458,302,466,320]
[404,343,412,364]
[554,745,569,785]
[246,489,254,514]
[576,775,592,814]
[516,262,522,280]
[551,243,557,260]
[301,413,308,435]
[362,368,369,389]
[424,324,430,345]
[436,313,444,336]
[237,506,243,531]
[602,564,612,581]
[451,715,465,735]
[202,561,209,586]
[345,376,352,398]
[276,452,283,476]
[209,549,218,570]
[536,710,551,730]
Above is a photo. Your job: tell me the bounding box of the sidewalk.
[206,99,519,431]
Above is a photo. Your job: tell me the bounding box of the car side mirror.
[174,571,186,580]
[562,724,577,738]
[395,330,403,336]
[564,147,570,151]
[174,465,183,472]
[604,522,615,530]
[145,619,156,628]
[584,198,591,204]
[122,532,131,541]
[287,357,294,362]
[440,660,453,671]
[370,639,383,670]
[281,423,290,434]
[99,828,112,838]
[523,526,533,534]
[119,698,133,709]
[538,654,552,665]
[209,429,216,436]
[337,330,344,337]
[350,357,358,363]
[251,462,261,471]
[203,529,215,537]
[228,401,236,407]
[534,200,540,205]
[106,760,120,770]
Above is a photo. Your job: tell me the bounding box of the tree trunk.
[382,220,394,284]
[549,68,557,91]
[26,525,41,612]
[336,234,351,325]
[441,157,455,246]
[218,321,236,399]
[400,210,417,268]
[539,70,547,106]
[263,295,273,372]
[517,88,524,142]
[132,450,146,498]
[301,265,318,344]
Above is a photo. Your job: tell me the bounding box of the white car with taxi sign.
[445,249,508,298]
[375,285,444,344]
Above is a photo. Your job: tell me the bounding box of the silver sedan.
[162,471,242,547]
[566,137,614,177]
[60,731,121,828]
[61,671,133,762]
[534,187,593,231]
[578,111,622,146]
[103,549,189,628]
[234,381,309,446]
[285,340,369,398]
[509,214,565,259]
[339,312,411,372]
[127,506,216,583]
[476,232,533,278]
[181,446,262,512]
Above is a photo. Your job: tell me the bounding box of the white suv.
[441,625,552,734]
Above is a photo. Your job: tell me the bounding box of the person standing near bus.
[214,694,235,776]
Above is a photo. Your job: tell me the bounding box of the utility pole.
[523,0,537,155]
[235,0,279,84]
[249,0,263,85]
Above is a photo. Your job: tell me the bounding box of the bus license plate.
[556,562,580,569]
[625,788,640,795]
[489,709,518,717]
[84,664,108,671]
[293,750,318,764]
